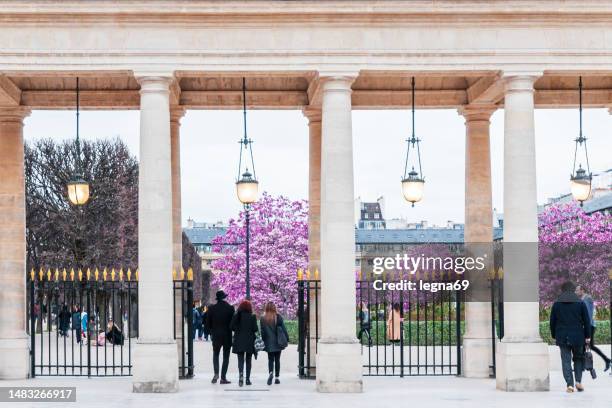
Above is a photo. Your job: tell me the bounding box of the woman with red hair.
[230,299,258,386]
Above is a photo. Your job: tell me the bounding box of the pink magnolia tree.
[211,193,308,318]
[539,202,612,306]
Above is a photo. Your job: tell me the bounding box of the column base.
[0,337,30,379]
[132,341,179,393]
[316,340,362,393]
[462,337,493,378]
[495,340,549,391]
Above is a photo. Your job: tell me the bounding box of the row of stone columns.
[0,73,550,393]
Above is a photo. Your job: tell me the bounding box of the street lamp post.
[67,77,90,206]
[235,77,259,300]
[569,76,592,206]
[401,76,425,207]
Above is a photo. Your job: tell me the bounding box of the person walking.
[71,305,81,343]
[576,284,611,372]
[550,281,591,393]
[260,302,289,385]
[230,299,258,387]
[386,303,402,343]
[58,304,71,337]
[202,306,210,341]
[193,304,204,341]
[206,290,235,384]
[357,302,373,347]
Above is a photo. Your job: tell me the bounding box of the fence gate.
[28,268,195,378]
[298,273,463,378]
[173,275,194,379]
[28,268,138,377]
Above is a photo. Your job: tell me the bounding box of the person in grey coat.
[260,302,289,385]
[576,284,611,372]
[550,281,591,393]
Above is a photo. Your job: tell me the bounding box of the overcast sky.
[24,108,611,226]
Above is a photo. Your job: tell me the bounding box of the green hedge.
[282,320,611,346]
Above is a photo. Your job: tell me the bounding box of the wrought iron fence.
[173,268,194,379]
[28,268,138,377]
[297,270,463,378]
[489,267,504,377]
[28,267,195,378]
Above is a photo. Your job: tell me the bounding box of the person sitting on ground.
[105,320,124,345]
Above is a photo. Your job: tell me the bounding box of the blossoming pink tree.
[539,202,612,306]
[211,193,308,318]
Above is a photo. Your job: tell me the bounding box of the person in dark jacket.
[193,303,204,341]
[576,284,611,372]
[71,305,81,343]
[260,302,289,385]
[230,299,258,387]
[550,281,591,393]
[105,320,124,345]
[206,290,235,384]
[58,304,71,337]
[201,306,210,341]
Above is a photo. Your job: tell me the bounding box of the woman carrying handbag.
[230,300,258,386]
[260,302,289,385]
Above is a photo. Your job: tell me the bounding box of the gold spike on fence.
[187,267,193,281]
[30,269,35,281]
[314,268,320,280]
[135,269,139,281]
[296,268,303,281]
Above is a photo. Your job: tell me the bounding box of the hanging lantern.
[569,76,592,206]
[66,77,90,206]
[401,77,425,207]
[235,77,259,205]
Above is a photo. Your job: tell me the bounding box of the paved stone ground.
[4,340,611,407]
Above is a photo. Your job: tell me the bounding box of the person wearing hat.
[206,290,235,384]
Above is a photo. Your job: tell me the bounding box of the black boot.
[211,374,219,384]
[239,374,244,387]
[267,372,273,385]
[275,377,280,385]
[246,378,252,386]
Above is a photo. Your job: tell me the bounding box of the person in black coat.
[57,304,71,337]
[206,290,235,384]
[71,305,81,343]
[230,299,258,387]
[550,281,591,393]
[260,302,289,385]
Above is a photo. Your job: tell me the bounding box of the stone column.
[303,108,322,374]
[133,76,178,393]
[304,108,322,274]
[316,76,362,393]
[170,108,184,273]
[460,106,494,378]
[0,107,30,380]
[495,74,549,391]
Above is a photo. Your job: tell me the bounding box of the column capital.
[170,107,186,124]
[319,74,357,92]
[501,72,541,94]
[0,106,30,123]
[458,105,496,122]
[302,107,322,123]
[135,75,175,94]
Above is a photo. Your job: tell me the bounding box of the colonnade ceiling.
[1,71,612,110]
